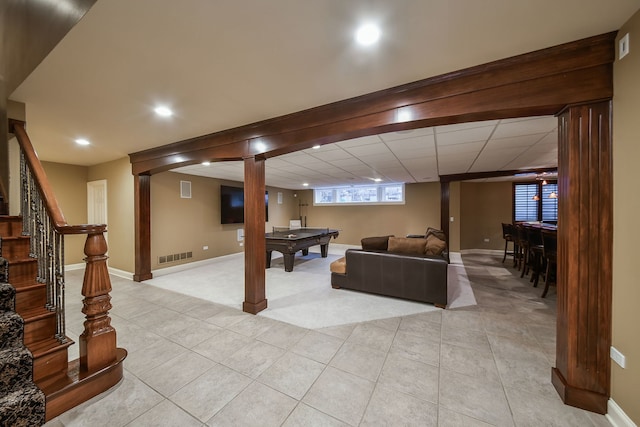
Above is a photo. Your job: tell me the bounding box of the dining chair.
[541,229,557,298]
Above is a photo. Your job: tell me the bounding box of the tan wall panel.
[460,182,512,250]
[88,157,135,273]
[42,161,88,264]
[612,9,640,423]
[449,182,461,252]
[150,171,297,270]
[298,182,441,246]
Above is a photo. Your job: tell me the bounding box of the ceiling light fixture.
[355,23,381,46]
[75,138,90,146]
[303,183,309,187]
[312,145,321,149]
[154,105,173,117]
[373,178,382,182]
[549,191,558,199]
[201,161,211,166]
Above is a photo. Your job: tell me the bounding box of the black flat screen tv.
[220,185,268,224]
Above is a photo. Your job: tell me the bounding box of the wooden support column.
[243,156,267,314]
[440,181,450,243]
[134,174,152,281]
[552,101,612,414]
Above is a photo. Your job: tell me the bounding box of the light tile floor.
[44,251,612,426]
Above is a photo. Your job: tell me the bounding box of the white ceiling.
[174,115,558,188]
[10,1,638,189]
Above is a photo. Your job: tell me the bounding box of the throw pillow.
[361,235,393,251]
[425,234,446,256]
[387,237,427,255]
[426,227,447,242]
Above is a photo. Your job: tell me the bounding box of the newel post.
[79,231,117,372]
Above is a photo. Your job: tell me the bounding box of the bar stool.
[501,223,516,263]
[526,227,545,287]
[515,224,530,276]
[541,229,557,298]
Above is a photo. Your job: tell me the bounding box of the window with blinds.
[514,182,558,222]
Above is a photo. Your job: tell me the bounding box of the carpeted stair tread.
[0,282,15,311]
[0,346,33,391]
[0,310,24,348]
[0,381,45,427]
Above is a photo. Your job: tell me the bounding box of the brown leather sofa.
[330,233,449,308]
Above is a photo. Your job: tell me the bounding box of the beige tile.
[303,366,375,426]
[367,316,401,332]
[505,386,597,427]
[398,314,442,341]
[58,374,163,427]
[282,403,349,427]
[361,384,438,426]
[227,314,277,338]
[128,399,203,426]
[169,363,251,423]
[439,368,514,427]
[256,321,308,349]
[138,351,216,397]
[315,323,357,339]
[222,340,285,378]
[441,309,485,333]
[390,329,440,367]
[329,342,386,381]
[346,323,396,352]
[207,381,297,427]
[130,307,202,337]
[378,353,439,404]
[204,308,250,328]
[124,337,189,376]
[192,329,251,363]
[437,406,494,426]
[291,330,344,363]
[440,343,500,383]
[258,352,325,400]
[167,322,223,348]
[441,324,492,354]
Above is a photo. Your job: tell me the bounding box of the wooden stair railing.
[6,119,126,421]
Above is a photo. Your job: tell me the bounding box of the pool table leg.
[266,251,272,268]
[320,243,329,257]
[283,253,295,272]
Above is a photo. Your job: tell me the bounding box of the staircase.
[0,277,46,426]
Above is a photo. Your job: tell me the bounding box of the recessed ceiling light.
[374,178,382,182]
[201,161,211,166]
[75,138,90,146]
[312,145,321,149]
[355,23,381,46]
[154,105,173,117]
[303,183,309,187]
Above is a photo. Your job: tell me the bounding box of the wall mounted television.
[220,185,268,224]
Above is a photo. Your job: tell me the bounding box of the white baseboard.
[460,249,503,255]
[65,263,85,271]
[607,399,638,427]
[151,252,243,278]
[108,267,134,281]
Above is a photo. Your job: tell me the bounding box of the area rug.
[144,245,476,329]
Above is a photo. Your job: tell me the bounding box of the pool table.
[265,227,340,272]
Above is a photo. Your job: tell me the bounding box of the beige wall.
[87,157,135,273]
[150,171,297,270]
[449,182,461,252]
[42,161,88,264]
[612,9,640,424]
[299,182,441,245]
[460,182,512,250]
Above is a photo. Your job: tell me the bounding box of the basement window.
[313,183,405,206]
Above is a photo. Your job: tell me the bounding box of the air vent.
[158,251,193,264]
[180,180,192,198]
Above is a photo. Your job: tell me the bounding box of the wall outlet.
[483,238,490,242]
[610,346,626,368]
[203,245,209,250]
[450,216,454,222]
[619,33,630,60]
[239,242,244,246]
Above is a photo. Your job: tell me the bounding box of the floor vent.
[158,251,192,264]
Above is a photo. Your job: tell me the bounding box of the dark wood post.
[552,101,613,414]
[440,181,450,243]
[242,156,267,314]
[79,231,117,372]
[134,173,152,281]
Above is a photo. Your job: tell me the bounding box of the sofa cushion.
[425,234,446,256]
[387,237,427,255]
[361,235,393,251]
[330,257,347,274]
[425,227,447,242]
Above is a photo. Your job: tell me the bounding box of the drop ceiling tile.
[485,133,548,149]
[492,116,557,139]
[435,126,494,146]
[311,149,354,161]
[330,158,366,168]
[385,134,435,149]
[437,140,485,155]
[378,127,435,142]
[394,147,437,159]
[344,143,392,157]
[335,135,381,148]
[435,120,498,134]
